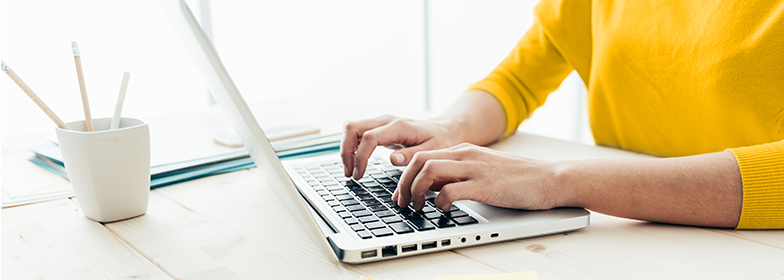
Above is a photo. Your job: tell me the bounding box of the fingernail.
[352,167,359,179]
[393,153,405,165]
[344,166,349,177]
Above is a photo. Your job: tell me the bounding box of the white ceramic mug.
[56,117,150,222]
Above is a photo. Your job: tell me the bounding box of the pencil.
[72,41,94,131]
[1,59,71,130]
[110,71,131,130]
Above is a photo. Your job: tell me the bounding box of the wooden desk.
[3,131,783,279]
[3,96,783,279]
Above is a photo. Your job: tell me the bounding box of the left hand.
[393,143,573,211]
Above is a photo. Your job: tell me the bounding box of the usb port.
[361,250,377,259]
[441,239,451,246]
[382,245,397,257]
[422,241,437,250]
[402,244,417,253]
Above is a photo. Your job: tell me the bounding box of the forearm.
[557,151,743,228]
[433,90,506,146]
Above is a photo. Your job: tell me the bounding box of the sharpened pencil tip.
[72,41,80,57]
[1,59,8,72]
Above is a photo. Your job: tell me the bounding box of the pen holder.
[56,117,150,222]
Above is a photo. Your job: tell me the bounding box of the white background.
[1,0,591,143]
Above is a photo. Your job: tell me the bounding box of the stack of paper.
[27,132,341,189]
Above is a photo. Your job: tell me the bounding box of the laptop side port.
[361,249,378,259]
[382,245,398,257]
[422,241,437,250]
[441,239,451,246]
[491,232,499,238]
[402,244,417,253]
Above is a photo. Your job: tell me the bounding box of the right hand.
[340,115,460,180]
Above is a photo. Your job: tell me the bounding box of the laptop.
[160,0,590,264]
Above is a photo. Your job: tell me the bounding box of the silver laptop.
[160,0,589,264]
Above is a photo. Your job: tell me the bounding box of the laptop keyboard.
[294,157,478,239]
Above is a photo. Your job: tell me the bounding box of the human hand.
[340,115,460,180]
[393,143,572,212]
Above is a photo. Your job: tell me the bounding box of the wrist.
[552,160,587,208]
[427,117,466,147]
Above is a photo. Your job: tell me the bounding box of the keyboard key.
[368,187,387,193]
[346,205,366,212]
[317,190,330,196]
[382,216,402,224]
[375,210,395,218]
[353,190,370,196]
[423,212,442,220]
[359,178,375,184]
[316,176,333,182]
[433,217,456,228]
[379,197,394,204]
[356,230,372,239]
[365,222,386,230]
[353,210,372,217]
[329,189,348,196]
[335,194,354,201]
[386,170,402,176]
[444,210,469,219]
[357,195,376,202]
[332,205,347,213]
[376,192,392,198]
[344,218,358,225]
[420,205,437,213]
[359,216,380,223]
[351,224,366,231]
[367,205,388,212]
[376,178,394,184]
[338,212,353,219]
[371,228,394,237]
[364,200,383,207]
[407,216,436,231]
[341,199,360,206]
[388,222,414,234]
[382,167,400,172]
[399,207,417,219]
[453,216,478,225]
[338,179,356,186]
[447,205,461,212]
[327,200,341,207]
[364,183,382,188]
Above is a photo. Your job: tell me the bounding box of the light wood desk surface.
[2,100,783,279]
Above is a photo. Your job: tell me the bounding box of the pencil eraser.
[1,59,8,72]
[72,41,80,57]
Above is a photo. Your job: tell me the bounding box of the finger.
[427,180,452,192]
[352,120,419,179]
[340,116,394,177]
[397,150,464,208]
[434,181,482,211]
[388,141,442,166]
[409,160,470,210]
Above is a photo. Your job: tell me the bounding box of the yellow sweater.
[469,0,784,229]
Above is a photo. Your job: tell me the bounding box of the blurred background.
[1,0,592,144]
